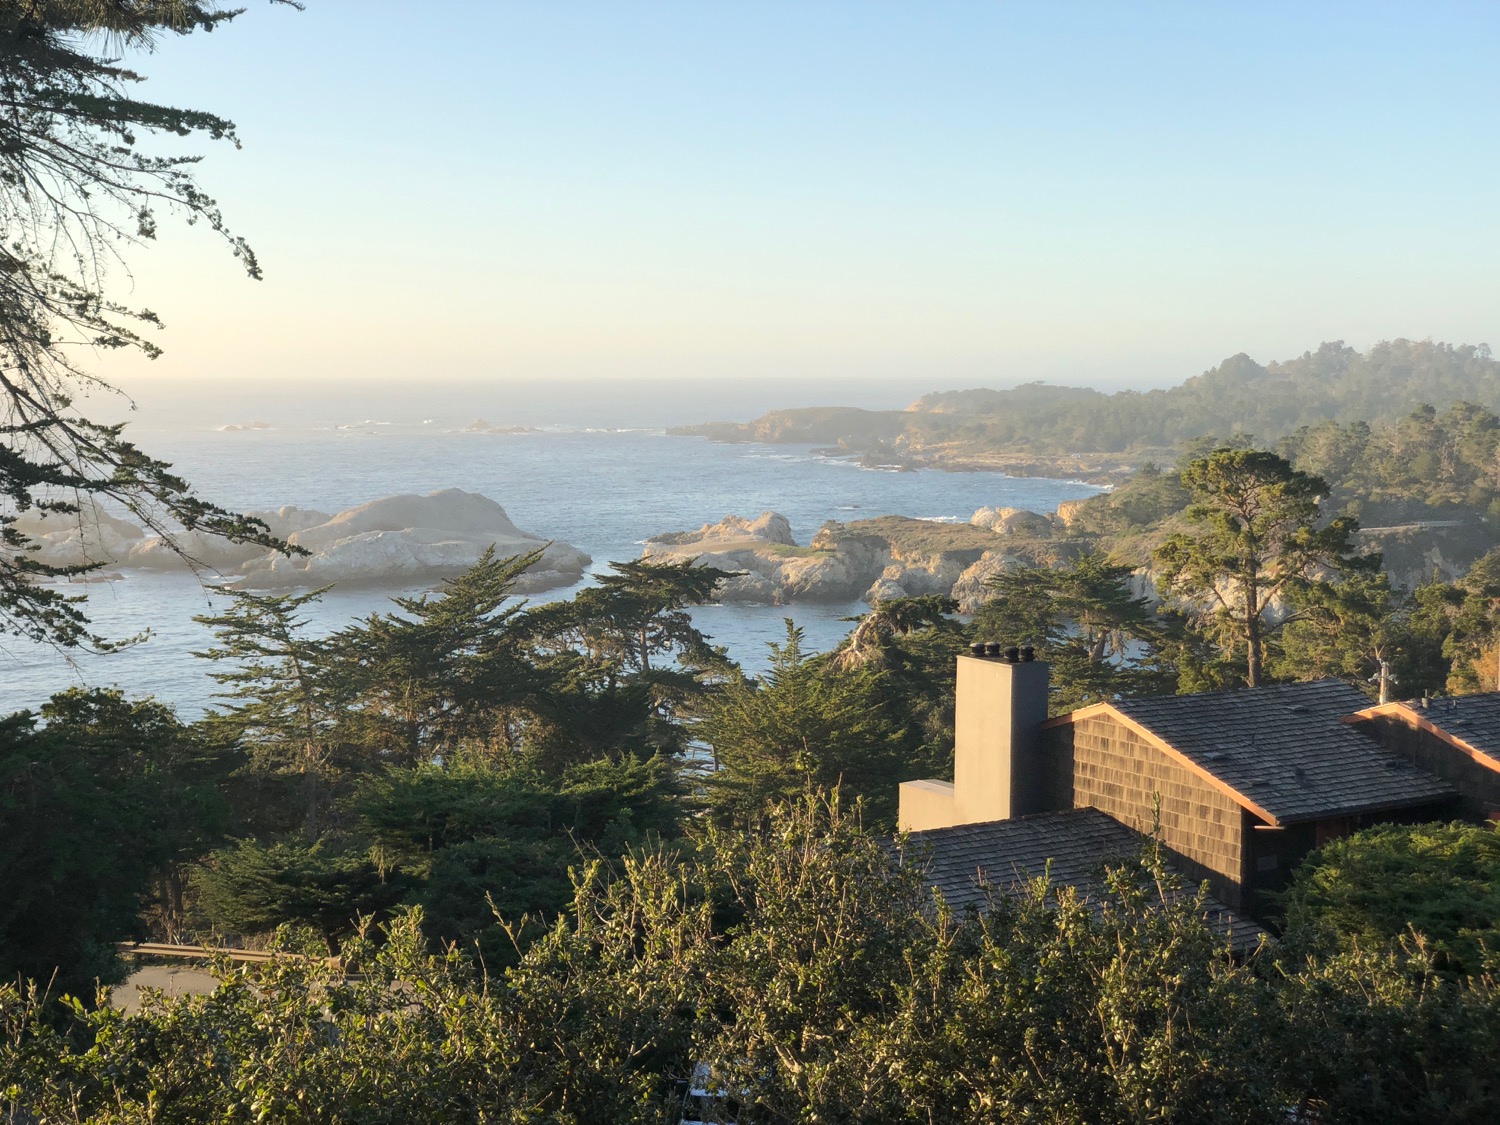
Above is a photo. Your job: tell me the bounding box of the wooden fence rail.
[117,942,342,969]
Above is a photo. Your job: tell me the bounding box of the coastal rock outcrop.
[646,511,795,550]
[230,489,590,592]
[129,506,333,572]
[643,511,824,602]
[9,502,143,570]
[16,490,587,592]
[1053,498,1093,530]
[971,506,1053,538]
[644,511,1015,607]
[950,550,1030,612]
[117,490,589,592]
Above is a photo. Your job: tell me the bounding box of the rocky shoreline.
[643,508,1067,611]
[667,421,1138,487]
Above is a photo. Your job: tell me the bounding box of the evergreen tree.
[195,587,350,835]
[0,689,227,990]
[1282,821,1500,978]
[1275,571,1402,695]
[332,548,544,765]
[0,1,298,646]
[702,622,908,824]
[523,558,738,766]
[974,552,1176,709]
[1155,449,1367,687]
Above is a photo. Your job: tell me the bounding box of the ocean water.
[1,422,1102,717]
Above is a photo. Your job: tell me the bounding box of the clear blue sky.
[99,0,1500,396]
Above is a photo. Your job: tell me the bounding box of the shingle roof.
[1104,680,1456,824]
[898,807,1266,953]
[1401,693,1500,766]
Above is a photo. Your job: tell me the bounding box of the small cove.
[1,426,1103,716]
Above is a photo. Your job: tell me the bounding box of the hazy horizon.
[84,2,1495,396]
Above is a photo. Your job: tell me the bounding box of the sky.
[92,0,1500,405]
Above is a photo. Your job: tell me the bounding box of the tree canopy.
[6,797,1500,1123]
[0,0,296,646]
[1282,821,1500,978]
[1155,449,1367,687]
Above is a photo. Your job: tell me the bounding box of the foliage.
[715,340,1500,461]
[329,547,544,766]
[1282,821,1500,978]
[357,755,684,961]
[194,586,351,834]
[1275,570,1403,694]
[532,557,734,675]
[1155,448,1367,687]
[1272,939,1500,1123]
[701,623,909,825]
[1281,400,1500,525]
[829,595,964,775]
[191,837,405,951]
[1061,462,1191,537]
[521,558,737,766]
[0,0,298,646]
[0,689,227,992]
[973,551,1178,709]
[1442,548,1500,693]
[7,797,1500,1122]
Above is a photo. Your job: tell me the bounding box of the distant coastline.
[668,339,1499,489]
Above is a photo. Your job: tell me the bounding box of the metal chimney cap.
[1020,645,1036,662]
[1004,646,1021,663]
[984,641,1002,658]
[969,642,986,657]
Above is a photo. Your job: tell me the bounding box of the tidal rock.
[644,511,795,552]
[971,506,1053,537]
[1053,498,1093,529]
[644,512,1007,607]
[9,502,143,569]
[228,489,589,591]
[129,506,334,572]
[951,550,1029,613]
[864,577,908,604]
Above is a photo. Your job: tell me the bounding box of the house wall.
[1041,714,1252,910]
[1243,816,1316,917]
[1354,714,1500,821]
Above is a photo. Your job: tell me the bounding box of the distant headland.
[668,339,1498,485]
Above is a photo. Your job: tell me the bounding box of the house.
[898,807,1268,952]
[1347,694,1500,821]
[899,645,1464,922]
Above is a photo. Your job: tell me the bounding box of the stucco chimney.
[898,646,1051,831]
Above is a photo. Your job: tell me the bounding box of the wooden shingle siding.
[1355,713,1500,820]
[1047,715,1250,909]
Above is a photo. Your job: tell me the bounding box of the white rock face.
[643,511,795,552]
[9,502,143,569]
[950,550,1029,613]
[971,506,1053,537]
[128,506,335,572]
[230,489,590,592]
[644,511,1010,607]
[11,490,588,593]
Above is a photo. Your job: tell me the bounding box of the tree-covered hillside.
[674,340,1500,467]
[910,339,1499,452]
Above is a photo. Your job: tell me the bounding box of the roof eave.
[1347,703,1500,776]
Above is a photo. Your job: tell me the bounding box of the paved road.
[111,965,218,1014]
